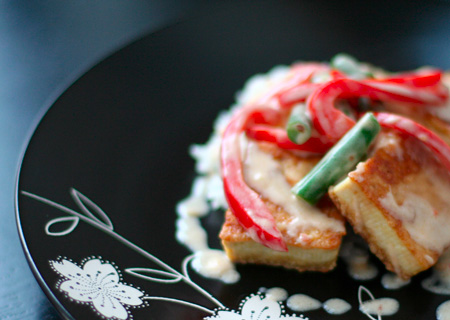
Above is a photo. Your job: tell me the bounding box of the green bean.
[331,53,373,79]
[286,104,311,145]
[292,112,380,204]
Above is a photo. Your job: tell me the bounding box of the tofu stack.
[220,142,346,272]
[217,56,450,279]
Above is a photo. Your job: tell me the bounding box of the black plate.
[16,1,450,319]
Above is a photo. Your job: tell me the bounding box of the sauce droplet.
[323,298,351,315]
[265,287,288,301]
[437,300,450,320]
[287,294,321,312]
[381,273,410,290]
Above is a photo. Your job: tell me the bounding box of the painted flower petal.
[241,295,283,319]
[206,310,243,320]
[59,279,99,302]
[92,294,128,319]
[51,260,84,280]
[83,259,119,285]
[110,283,144,306]
[282,315,307,320]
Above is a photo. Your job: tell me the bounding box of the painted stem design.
[21,189,225,311]
[143,297,214,314]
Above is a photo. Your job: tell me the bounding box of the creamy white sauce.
[381,273,410,290]
[422,249,450,295]
[175,204,240,283]
[358,286,399,319]
[378,164,450,254]
[175,216,208,253]
[437,300,450,320]
[323,298,352,315]
[379,191,441,251]
[340,241,378,281]
[374,133,404,161]
[191,249,240,284]
[243,139,345,238]
[286,294,322,312]
[175,107,241,283]
[176,194,208,218]
[264,287,289,302]
[359,298,399,317]
[347,256,379,281]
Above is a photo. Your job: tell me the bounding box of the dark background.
[0,1,204,319]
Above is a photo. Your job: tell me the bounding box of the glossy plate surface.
[16,1,450,319]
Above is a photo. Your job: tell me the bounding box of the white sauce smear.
[381,273,410,290]
[243,139,345,238]
[323,298,352,315]
[340,241,378,281]
[437,300,450,320]
[359,298,399,317]
[348,257,378,281]
[191,249,239,284]
[286,294,322,312]
[423,249,450,295]
[265,287,288,302]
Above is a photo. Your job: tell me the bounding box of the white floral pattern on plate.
[22,188,394,320]
[205,294,306,320]
[51,258,145,320]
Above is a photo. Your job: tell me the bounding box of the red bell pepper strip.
[306,79,357,143]
[380,68,442,87]
[375,112,450,171]
[363,79,448,106]
[277,83,321,107]
[366,69,448,103]
[308,74,449,143]
[277,68,346,107]
[221,105,288,251]
[258,63,330,107]
[245,124,334,153]
[219,64,332,252]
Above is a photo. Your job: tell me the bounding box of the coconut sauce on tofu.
[242,139,345,240]
[353,133,450,254]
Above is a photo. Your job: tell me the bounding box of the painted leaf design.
[71,188,113,230]
[45,216,79,236]
[125,267,183,284]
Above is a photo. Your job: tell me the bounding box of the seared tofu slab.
[330,131,450,278]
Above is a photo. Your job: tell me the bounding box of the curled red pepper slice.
[245,124,333,153]
[308,74,449,143]
[364,79,448,106]
[375,112,450,171]
[381,69,443,87]
[278,69,346,107]
[221,105,288,251]
[258,63,330,107]
[277,83,320,107]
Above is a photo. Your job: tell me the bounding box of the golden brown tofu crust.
[331,132,449,278]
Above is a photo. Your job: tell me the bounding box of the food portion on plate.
[178,54,450,281]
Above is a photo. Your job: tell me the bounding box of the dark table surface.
[0,1,205,319]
